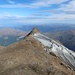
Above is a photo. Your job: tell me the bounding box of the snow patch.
[34,33,75,70]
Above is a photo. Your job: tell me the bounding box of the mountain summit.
[31,27,41,33]
[0,28,75,75]
[28,27,41,35]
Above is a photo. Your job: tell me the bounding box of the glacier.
[34,33,75,70]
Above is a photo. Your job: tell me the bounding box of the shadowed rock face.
[30,27,41,34]
[0,28,75,75]
[26,27,41,36]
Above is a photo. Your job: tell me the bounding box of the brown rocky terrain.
[0,46,5,49]
[0,28,75,75]
[0,46,5,53]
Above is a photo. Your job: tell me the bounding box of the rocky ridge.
[0,28,75,75]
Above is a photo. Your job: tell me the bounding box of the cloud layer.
[0,0,75,25]
[7,0,15,4]
[0,0,69,8]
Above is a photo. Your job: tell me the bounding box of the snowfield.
[34,33,75,70]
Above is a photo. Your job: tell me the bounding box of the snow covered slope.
[34,33,75,70]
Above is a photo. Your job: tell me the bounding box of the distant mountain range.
[0,24,75,52]
[0,28,27,36]
[14,24,75,32]
[0,28,28,46]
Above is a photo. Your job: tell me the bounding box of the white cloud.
[0,4,31,8]
[0,0,68,8]
[1,12,75,25]
[65,0,75,11]
[31,0,68,8]
[7,0,15,4]
[57,0,75,13]
[1,0,75,26]
[0,13,25,20]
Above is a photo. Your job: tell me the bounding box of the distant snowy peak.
[34,33,75,70]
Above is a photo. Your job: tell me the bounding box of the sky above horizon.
[0,0,75,27]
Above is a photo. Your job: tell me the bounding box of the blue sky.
[0,0,75,26]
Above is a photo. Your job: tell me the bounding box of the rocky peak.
[31,27,41,34]
[27,27,41,36]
